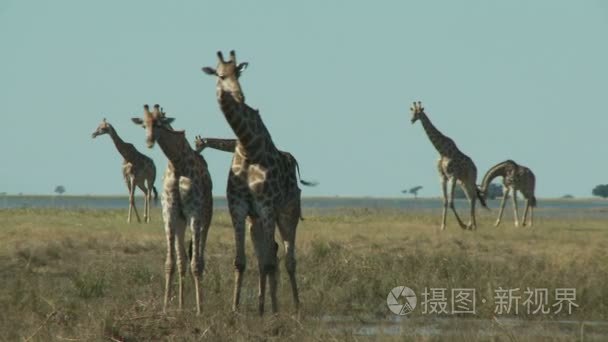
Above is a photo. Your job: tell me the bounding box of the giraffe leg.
[529,205,534,227]
[251,210,278,316]
[129,177,142,223]
[511,190,520,227]
[495,188,509,227]
[126,178,133,223]
[262,211,279,315]
[147,187,152,223]
[463,183,478,230]
[521,199,530,227]
[189,216,210,315]
[138,183,150,223]
[448,179,467,229]
[163,221,176,313]
[249,218,266,315]
[174,219,188,311]
[440,176,448,230]
[228,195,248,312]
[145,185,151,223]
[277,203,301,313]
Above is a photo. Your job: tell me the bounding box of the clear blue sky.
[1,1,607,198]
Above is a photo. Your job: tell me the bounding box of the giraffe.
[202,50,302,315]
[479,160,536,227]
[92,118,158,223]
[410,101,487,230]
[131,104,213,315]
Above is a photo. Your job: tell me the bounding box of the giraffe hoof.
[440,225,446,231]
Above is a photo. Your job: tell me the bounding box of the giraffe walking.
[410,101,487,230]
[92,118,158,223]
[132,105,213,314]
[202,51,303,315]
[479,160,536,227]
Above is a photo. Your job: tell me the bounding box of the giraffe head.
[193,135,206,153]
[410,101,425,124]
[91,118,112,138]
[202,50,248,102]
[131,104,175,148]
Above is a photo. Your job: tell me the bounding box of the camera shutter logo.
[387,286,417,315]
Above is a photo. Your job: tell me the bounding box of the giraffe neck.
[217,89,277,159]
[480,160,515,191]
[108,125,137,161]
[418,112,455,156]
[200,138,237,153]
[155,127,192,169]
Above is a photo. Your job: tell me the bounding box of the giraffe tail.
[529,196,537,207]
[476,187,489,209]
[152,186,159,205]
[294,158,319,187]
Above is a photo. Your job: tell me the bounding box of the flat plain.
[1,205,607,341]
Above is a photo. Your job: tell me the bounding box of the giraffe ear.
[162,117,175,124]
[131,118,144,125]
[237,62,248,73]
[202,67,216,75]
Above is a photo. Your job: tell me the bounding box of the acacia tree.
[408,186,423,198]
[402,185,423,198]
[54,185,66,195]
[592,184,608,198]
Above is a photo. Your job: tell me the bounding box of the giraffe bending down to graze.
[131,104,213,315]
[202,51,303,315]
[479,160,536,227]
[410,101,487,230]
[92,118,158,223]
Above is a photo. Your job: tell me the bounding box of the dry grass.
[0,207,607,341]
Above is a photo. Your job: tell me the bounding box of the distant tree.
[402,185,423,198]
[486,183,504,200]
[592,184,608,198]
[54,185,66,195]
[561,194,574,199]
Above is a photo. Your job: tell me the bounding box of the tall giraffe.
[131,104,213,315]
[410,101,487,230]
[479,160,536,227]
[92,118,158,223]
[202,51,302,315]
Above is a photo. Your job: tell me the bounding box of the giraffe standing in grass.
[480,160,536,227]
[410,101,487,230]
[132,105,213,315]
[92,118,158,223]
[202,51,303,315]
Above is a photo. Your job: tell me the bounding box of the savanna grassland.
[1,206,607,341]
